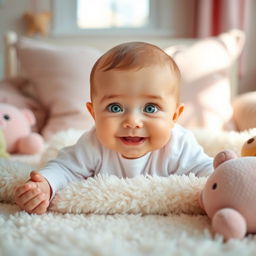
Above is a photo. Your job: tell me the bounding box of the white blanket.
[1,128,256,256]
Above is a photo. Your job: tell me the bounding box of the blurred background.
[0,0,256,139]
[0,0,255,93]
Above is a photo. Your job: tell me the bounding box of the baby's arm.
[14,171,52,214]
[14,129,98,214]
[168,126,213,177]
[179,132,213,176]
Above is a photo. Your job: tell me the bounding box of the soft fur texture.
[1,127,256,255]
[0,159,205,215]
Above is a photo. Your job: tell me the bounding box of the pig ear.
[22,109,36,126]
[213,150,237,169]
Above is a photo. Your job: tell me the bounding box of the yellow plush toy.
[23,11,51,36]
[241,136,256,156]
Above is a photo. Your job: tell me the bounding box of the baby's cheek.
[95,119,118,145]
[149,121,172,148]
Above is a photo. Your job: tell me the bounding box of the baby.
[14,42,213,214]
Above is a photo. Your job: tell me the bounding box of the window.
[52,0,178,37]
[77,0,149,29]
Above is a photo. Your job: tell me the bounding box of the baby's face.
[87,65,183,159]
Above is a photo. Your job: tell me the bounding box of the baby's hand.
[14,171,52,214]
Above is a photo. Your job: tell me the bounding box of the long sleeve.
[168,125,213,177]
[39,128,100,198]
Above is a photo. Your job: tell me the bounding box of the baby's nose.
[122,113,143,129]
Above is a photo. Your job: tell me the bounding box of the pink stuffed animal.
[199,149,256,241]
[0,103,44,154]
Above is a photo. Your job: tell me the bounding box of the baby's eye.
[107,103,123,113]
[143,104,158,113]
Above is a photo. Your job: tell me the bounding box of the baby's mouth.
[120,136,147,145]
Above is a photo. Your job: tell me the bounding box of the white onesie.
[40,124,213,198]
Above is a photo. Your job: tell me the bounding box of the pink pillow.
[16,38,101,140]
[166,30,245,131]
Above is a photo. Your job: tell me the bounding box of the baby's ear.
[86,102,95,120]
[172,104,184,121]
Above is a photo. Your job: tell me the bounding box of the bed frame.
[4,31,18,79]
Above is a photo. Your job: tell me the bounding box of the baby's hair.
[90,41,181,100]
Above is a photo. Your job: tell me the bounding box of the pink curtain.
[194,0,256,93]
[195,0,246,38]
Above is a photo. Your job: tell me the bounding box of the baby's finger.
[15,200,25,211]
[18,188,41,206]
[24,193,45,213]
[31,200,49,215]
[15,182,37,197]
[30,171,44,182]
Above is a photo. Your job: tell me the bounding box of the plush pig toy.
[199,149,256,241]
[0,103,44,154]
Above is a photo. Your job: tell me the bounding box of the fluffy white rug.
[1,128,256,256]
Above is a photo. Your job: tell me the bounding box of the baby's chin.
[120,151,149,159]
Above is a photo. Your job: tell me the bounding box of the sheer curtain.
[195,0,246,38]
[194,0,256,93]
